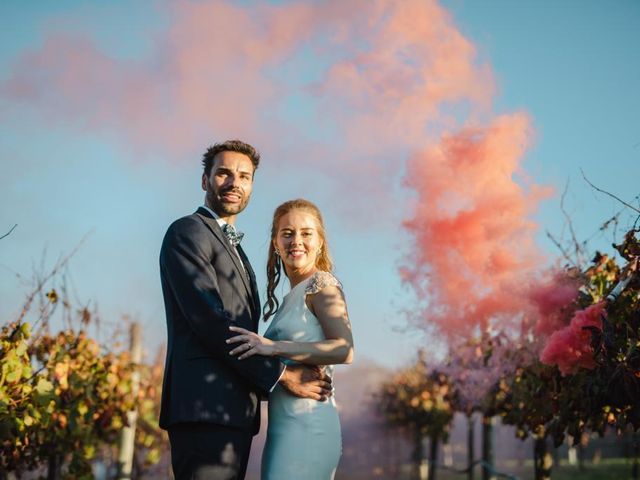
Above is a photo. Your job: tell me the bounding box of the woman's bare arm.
[227,285,354,365]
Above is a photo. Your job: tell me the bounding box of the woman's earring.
[317,248,322,256]
[274,249,280,256]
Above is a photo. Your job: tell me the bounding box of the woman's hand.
[227,326,276,360]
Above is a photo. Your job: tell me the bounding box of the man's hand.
[279,365,332,401]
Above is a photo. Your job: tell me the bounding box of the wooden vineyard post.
[117,322,142,479]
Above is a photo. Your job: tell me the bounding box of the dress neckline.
[283,273,315,300]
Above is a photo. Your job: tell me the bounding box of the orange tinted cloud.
[2,1,317,156]
[2,1,492,172]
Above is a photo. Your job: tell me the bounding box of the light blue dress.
[261,271,343,479]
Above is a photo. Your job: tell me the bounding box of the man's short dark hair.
[202,140,260,177]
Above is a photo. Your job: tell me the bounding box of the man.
[159,140,332,479]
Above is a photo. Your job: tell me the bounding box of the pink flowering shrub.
[443,332,535,413]
[539,302,606,375]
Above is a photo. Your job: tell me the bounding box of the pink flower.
[539,302,606,375]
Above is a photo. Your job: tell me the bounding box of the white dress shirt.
[201,205,246,270]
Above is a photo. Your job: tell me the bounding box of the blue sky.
[1,0,638,367]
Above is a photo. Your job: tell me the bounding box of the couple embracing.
[158,140,354,479]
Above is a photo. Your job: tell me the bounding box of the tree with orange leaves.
[0,257,167,479]
[376,350,454,480]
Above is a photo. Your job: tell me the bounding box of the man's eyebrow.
[215,165,253,175]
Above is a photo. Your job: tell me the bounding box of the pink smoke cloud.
[528,270,580,337]
[314,0,493,151]
[402,114,553,337]
[3,0,559,336]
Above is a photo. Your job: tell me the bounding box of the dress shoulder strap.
[305,271,342,295]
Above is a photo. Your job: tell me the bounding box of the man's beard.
[206,188,249,217]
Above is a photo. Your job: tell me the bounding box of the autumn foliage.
[0,282,166,478]
[379,228,640,477]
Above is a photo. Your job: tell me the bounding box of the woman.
[227,198,354,479]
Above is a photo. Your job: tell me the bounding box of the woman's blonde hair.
[263,199,333,321]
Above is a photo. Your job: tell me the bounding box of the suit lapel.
[195,209,253,299]
[237,244,261,326]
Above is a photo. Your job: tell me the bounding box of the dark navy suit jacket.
[159,207,284,433]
